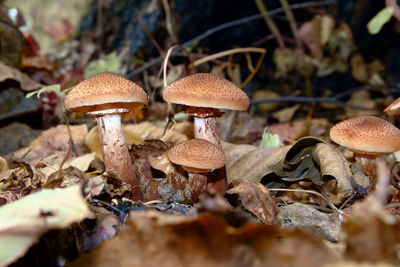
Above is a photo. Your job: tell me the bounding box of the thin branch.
[279,0,303,50]
[254,0,285,47]
[269,188,345,215]
[126,0,336,79]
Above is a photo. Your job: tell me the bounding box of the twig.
[250,96,373,110]
[161,0,178,43]
[190,47,266,67]
[279,0,303,50]
[125,0,337,79]
[241,48,267,88]
[254,0,285,47]
[137,16,165,57]
[268,188,344,215]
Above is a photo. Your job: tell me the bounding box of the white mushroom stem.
[194,117,221,148]
[96,113,142,200]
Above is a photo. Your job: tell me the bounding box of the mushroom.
[330,116,400,178]
[167,139,226,202]
[384,97,400,116]
[162,73,250,148]
[64,72,147,200]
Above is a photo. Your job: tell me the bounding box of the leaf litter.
[1,1,400,266]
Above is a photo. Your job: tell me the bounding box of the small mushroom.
[162,73,249,147]
[330,116,400,178]
[384,97,400,116]
[167,139,226,202]
[65,72,147,200]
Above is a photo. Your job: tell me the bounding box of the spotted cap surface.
[330,116,400,155]
[167,139,226,170]
[65,72,147,113]
[162,73,249,110]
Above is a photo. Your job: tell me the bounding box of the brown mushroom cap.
[384,97,400,116]
[167,139,226,171]
[162,73,249,110]
[65,72,147,113]
[330,116,400,156]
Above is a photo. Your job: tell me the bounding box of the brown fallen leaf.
[277,202,341,242]
[226,180,278,224]
[11,124,88,165]
[343,197,400,263]
[0,61,42,91]
[70,210,340,267]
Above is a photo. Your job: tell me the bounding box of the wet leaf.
[0,185,92,266]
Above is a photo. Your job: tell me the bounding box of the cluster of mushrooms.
[64,71,400,202]
[64,72,249,201]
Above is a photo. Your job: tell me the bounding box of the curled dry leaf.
[226,180,278,224]
[313,143,353,195]
[224,137,354,196]
[0,185,92,266]
[70,210,339,267]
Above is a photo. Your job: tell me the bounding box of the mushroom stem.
[194,117,221,148]
[188,173,207,202]
[96,114,143,200]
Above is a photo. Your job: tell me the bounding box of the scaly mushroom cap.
[330,116,400,156]
[167,139,226,171]
[162,73,249,110]
[384,97,400,116]
[65,72,147,113]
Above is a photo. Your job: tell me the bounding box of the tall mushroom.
[64,72,147,200]
[167,138,226,202]
[162,73,250,148]
[330,116,400,178]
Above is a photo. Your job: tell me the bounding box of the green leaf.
[84,51,121,79]
[367,7,394,35]
[259,128,281,148]
[0,185,91,266]
[26,84,61,99]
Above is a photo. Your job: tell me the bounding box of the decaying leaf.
[70,210,340,267]
[226,180,278,224]
[0,185,92,266]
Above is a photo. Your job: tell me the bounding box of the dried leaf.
[0,61,42,91]
[70,210,339,267]
[313,143,353,195]
[226,180,278,224]
[252,89,281,114]
[343,197,400,263]
[0,185,92,266]
[277,203,341,241]
[12,124,88,165]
